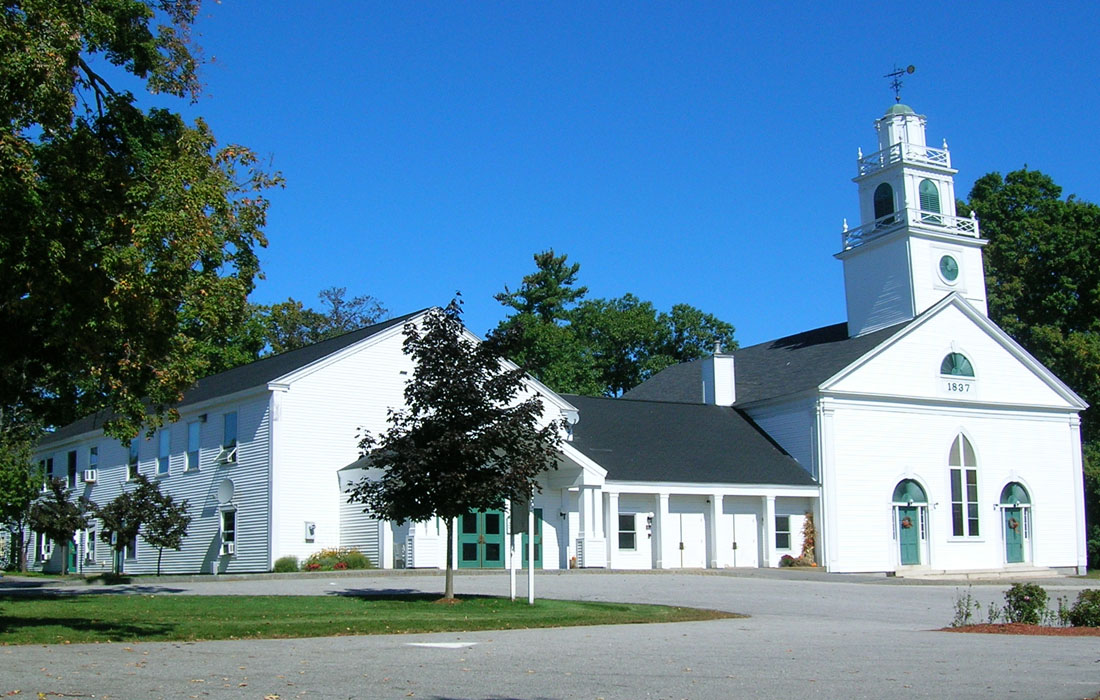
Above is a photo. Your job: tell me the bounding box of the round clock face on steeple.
[938,254,959,283]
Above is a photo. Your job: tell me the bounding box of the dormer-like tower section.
[836,104,988,337]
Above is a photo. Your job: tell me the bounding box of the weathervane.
[885,64,915,103]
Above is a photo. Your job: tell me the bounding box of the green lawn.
[0,594,739,645]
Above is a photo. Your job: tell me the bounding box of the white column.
[817,399,838,571]
[379,519,393,569]
[763,496,776,567]
[1070,415,1087,574]
[606,492,620,568]
[591,488,604,540]
[655,493,670,569]
[708,495,721,569]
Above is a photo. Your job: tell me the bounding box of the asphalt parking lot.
[2,569,1097,699]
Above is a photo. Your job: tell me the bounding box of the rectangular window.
[67,450,77,487]
[128,437,140,480]
[125,536,137,560]
[187,422,200,470]
[951,468,980,536]
[45,457,54,484]
[89,445,98,474]
[86,528,96,563]
[775,515,791,550]
[223,412,237,448]
[158,429,171,475]
[221,510,236,555]
[618,514,637,550]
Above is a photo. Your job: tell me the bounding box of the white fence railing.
[842,209,980,250]
[857,142,951,176]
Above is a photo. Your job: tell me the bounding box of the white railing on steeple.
[857,141,951,176]
[842,208,979,250]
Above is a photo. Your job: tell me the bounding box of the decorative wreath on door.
[1008,517,1020,531]
[900,516,913,529]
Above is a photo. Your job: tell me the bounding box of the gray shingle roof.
[47,311,425,442]
[563,394,816,486]
[622,321,907,406]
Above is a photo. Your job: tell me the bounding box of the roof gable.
[824,295,1087,410]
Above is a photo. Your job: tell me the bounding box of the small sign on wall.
[304,521,316,542]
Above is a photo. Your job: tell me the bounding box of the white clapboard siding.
[824,398,1080,572]
[31,393,272,575]
[271,328,412,564]
[745,398,817,476]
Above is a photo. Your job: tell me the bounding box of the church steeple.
[836,104,988,337]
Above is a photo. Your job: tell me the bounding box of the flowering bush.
[303,547,373,571]
[1003,582,1048,624]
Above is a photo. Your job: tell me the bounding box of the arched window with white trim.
[949,434,979,537]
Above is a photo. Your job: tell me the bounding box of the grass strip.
[0,594,740,645]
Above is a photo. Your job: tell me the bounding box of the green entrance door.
[521,508,543,569]
[67,539,77,573]
[898,507,920,565]
[1004,508,1024,563]
[458,510,506,569]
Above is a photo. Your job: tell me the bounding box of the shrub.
[340,549,371,570]
[1003,582,1048,625]
[273,556,299,573]
[778,554,798,567]
[1067,589,1100,627]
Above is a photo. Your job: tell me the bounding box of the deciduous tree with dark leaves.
[347,298,562,599]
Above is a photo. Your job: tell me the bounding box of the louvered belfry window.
[919,179,941,222]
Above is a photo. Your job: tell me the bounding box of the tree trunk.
[16,530,27,572]
[443,518,455,600]
[60,541,69,575]
[157,547,163,576]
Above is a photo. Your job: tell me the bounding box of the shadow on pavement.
[0,584,186,599]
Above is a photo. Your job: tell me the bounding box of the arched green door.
[893,479,927,566]
[1000,483,1030,564]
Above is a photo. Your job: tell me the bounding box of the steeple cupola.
[836,104,988,337]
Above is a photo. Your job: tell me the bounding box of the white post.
[708,495,721,569]
[606,492,620,568]
[764,496,776,567]
[508,502,517,601]
[527,505,535,605]
[655,493,670,569]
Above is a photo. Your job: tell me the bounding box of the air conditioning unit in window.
[216,446,238,465]
[221,541,235,556]
[82,469,98,483]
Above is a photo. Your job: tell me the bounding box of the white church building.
[31,103,1088,576]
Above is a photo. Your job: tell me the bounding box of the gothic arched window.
[949,434,979,537]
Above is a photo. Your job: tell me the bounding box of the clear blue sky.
[165,1,1100,347]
